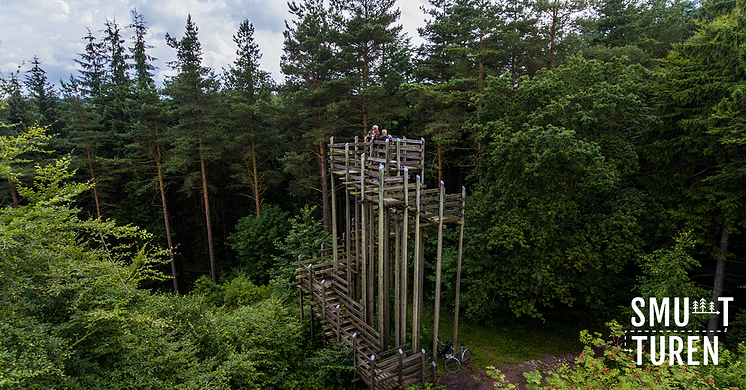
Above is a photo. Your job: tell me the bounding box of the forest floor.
[421,308,586,390]
[436,350,579,389]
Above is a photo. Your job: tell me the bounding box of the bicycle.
[452,342,473,365]
[437,339,467,373]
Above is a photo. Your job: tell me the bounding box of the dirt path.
[437,352,579,390]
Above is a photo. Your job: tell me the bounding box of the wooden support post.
[360,155,368,324]
[307,264,314,346]
[355,199,361,301]
[401,168,409,347]
[394,216,401,346]
[431,361,436,383]
[384,198,390,351]
[299,287,304,323]
[321,278,327,320]
[368,196,375,326]
[299,254,304,324]
[352,333,358,368]
[370,355,377,390]
[378,164,385,348]
[331,170,338,274]
[345,143,352,286]
[420,349,426,384]
[398,349,404,386]
[453,186,466,348]
[336,304,341,344]
[411,175,422,354]
[396,138,401,176]
[353,136,362,180]
[354,146,361,302]
[432,181,445,362]
[384,138,390,170]
[420,138,426,181]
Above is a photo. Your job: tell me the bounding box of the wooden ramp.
[296,137,466,389]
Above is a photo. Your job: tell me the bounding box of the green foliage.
[647,0,746,246]
[0,128,173,388]
[271,204,331,290]
[228,203,291,284]
[636,231,709,301]
[406,383,448,390]
[0,127,351,388]
[699,342,746,389]
[467,55,655,320]
[487,366,520,389]
[192,273,271,308]
[0,124,50,182]
[497,321,721,390]
[583,0,697,65]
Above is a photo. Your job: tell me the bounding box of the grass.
[419,304,584,368]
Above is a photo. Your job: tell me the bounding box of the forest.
[1,0,746,388]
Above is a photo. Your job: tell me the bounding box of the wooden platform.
[295,137,466,389]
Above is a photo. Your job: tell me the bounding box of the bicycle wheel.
[461,349,473,365]
[444,356,461,373]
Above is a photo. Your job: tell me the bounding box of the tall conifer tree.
[225,20,278,216]
[646,0,746,334]
[24,56,58,128]
[124,10,179,292]
[331,0,410,132]
[165,15,221,283]
[281,0,341,230]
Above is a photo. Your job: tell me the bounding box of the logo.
[625,297,733,365]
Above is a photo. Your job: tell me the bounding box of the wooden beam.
[378,164,385,348]
[453,186,466,347]
[345,143,352,287]
[401,168,409,347]
[411,175,422,354]
[331,170,338,273]
[432,181,444,361]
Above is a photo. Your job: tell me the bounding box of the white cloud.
[1,0,429,87]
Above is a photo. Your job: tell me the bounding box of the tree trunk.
[478,2,485,98]
[198,133,217,283]
[707,221,730,334]
[437,139,443,184]
[251,135,261,217]
[155,125,178,294]
[7,179,18,208]
[85,133,101,220]
[548,3,559,70]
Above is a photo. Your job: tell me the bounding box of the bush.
[227,204,290,285]
[494,321,721,390]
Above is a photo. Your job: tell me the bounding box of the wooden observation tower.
[296,136,466,389]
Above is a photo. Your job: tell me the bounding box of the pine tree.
[585,0,697,65]
[225,20,279,217]
[124,10,179,292]
[128,8,156,90]
[646,0,746,334]
[495,0,543,79]
[281,0,342,230]
[164,15,221,283]
[0,75,30,207]
[62,29,110,220]
[535,0,588,69]
[59,76,105,220]
[75,29,107,102]
[23,56,58,128]
[412,0,501,184]
[331,0,410,132]
[1,74,35,129]
[101,17,131,139]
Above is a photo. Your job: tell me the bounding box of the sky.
[0,0,430,89]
